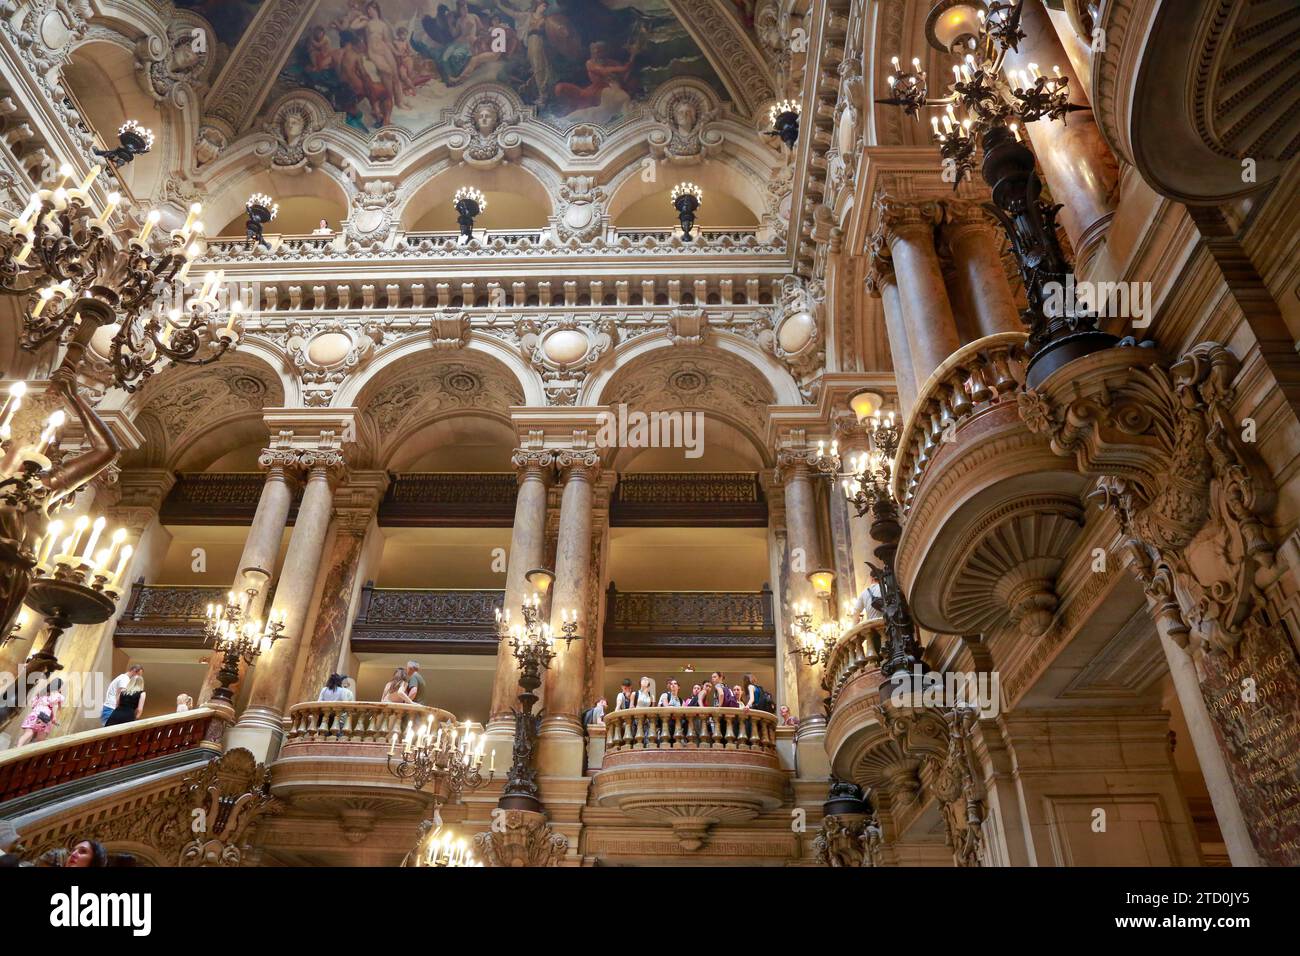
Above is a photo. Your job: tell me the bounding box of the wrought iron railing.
[350,585,504,654]
[113,583,238,647]
[604,584,775,656]
[160,472,301,525]
[379,472,517,525]
[611,472,766,525]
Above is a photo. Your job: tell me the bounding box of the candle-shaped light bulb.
[891,55,900,70]
[66,515,90,556]
[1029,62,1041,79]
[953,64,963,83]
[136,209,161,244]
[78,165,101,193]
[887,74,895,87]
[81,515,106,561]
[111,544,133,585]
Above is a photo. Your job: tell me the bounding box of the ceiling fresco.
[274,0,732,134]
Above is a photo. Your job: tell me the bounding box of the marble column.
[866,253,918,417]
[537,450,599,779]
[776,448,832,780]
[225,452,342,763]
[940,199,1024,339]
[999,0,1118,269]
[198,460,296,708]
[487,452,553,737]
[873,197,961,389]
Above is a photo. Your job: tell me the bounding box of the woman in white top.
[319,673,348,702]
[657,678,681,707]
[382,667,415,704]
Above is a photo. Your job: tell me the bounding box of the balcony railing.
[160,472,302,525]
[379,472,518,526]
[892,333,1029,515]
[611,471,766,525]
[0,709,216,804]
[113,582,233,647]
[284,701,454,745]
[604,584,774,656]
[351,585,503,654]
[823,619,886,711]
[603,706,778,757]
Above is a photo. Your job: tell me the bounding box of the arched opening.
[607,160,764,231]
[63,40,167,199]
[402,165,552,233]
[212,172,349,237]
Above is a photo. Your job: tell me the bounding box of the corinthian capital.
[774,447,826,484]
[939,197,999,241]
[872,195,942,248]
[511,449,555,480]
[556,449,601,482]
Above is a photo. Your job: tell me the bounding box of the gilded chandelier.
[0,159,243,392]
[204,588,287,703]
[387,715,493,798]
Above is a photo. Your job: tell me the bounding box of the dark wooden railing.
[113,582,275,648]
[604,583,775,657]
[350,585,504,654]
[160,472,302,525]
[0,709,215,804]
[379,472,518,526]
[611,472,766,526]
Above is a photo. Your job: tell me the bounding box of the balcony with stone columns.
[890,333,1091,642]
[590,707,786,851]
[269,702,460,831]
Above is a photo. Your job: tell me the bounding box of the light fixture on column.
[494,590,577,812]
[203,588,287,703]
[792,600,835,667]
[387,714,493,814]
[767,99,802,148]
[244,193,278,250]
[847,389,885,424]
[20,513,135,676]
[808,568,836,598]
[453,186,486,240]
[524,566,555,594]
[670,182,703,242]
[876,0,1115,386]
[93,120,155,168]
[0,166,242,392]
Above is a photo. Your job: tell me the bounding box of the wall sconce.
[525,567,554,593]
[807,568,836,598]
[848,390,885,424]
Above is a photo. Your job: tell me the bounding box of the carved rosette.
[472,809,568,867]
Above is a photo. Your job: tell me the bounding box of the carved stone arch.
[396,159,557,233]
[348,345,532,470]
[584,330,802,408]
[117,355,288,473]
[377,406,519,473]
[664,0,777,117]
[183,149,352,240]
[591,343,781,469]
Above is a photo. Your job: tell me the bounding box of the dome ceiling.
[182,0,735,135]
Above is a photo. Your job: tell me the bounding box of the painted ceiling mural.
[273,0,732,134]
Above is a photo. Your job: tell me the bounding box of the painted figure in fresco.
[553,38,642,122]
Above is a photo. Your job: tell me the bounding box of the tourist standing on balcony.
[15,676,64,746]
[778,705,798,727]
[101,663,142,725]
[404,661,425,703]
[382,667,414,704]
[104,674,146,727]
[583,697,607,725]
[319,673,348,701]
[709,672,737,707]
[340,677,356,701]
[743,675,774,713]
[176,693,193,712]
[657,679,681,708]
[613,678,637,711]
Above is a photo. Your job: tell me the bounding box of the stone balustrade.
[892,332,1029,515]
[283,701,455,745]
[0,709,217,804]
[603,706,778,757]
[823,619,887,710]
[592,705,786,851]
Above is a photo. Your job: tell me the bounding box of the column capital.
[871,195,943,249]
[556,449,602,482]
[864,247,896,296]
[511,449,556,481]
[773,447,824,484]
[938,197,1000,242]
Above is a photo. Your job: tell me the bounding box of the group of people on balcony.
[587,672,777,721]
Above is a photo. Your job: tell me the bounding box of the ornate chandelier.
[387,714,493,799]
[402,820,482,867]
[0,161,244,392]
[0,379,120,641]
[20,511,135,676]
[670,182,703,241]
[876,0,1115,386]
[768,99,801,148]
[204,588,286,703]
[452,186,485,239]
